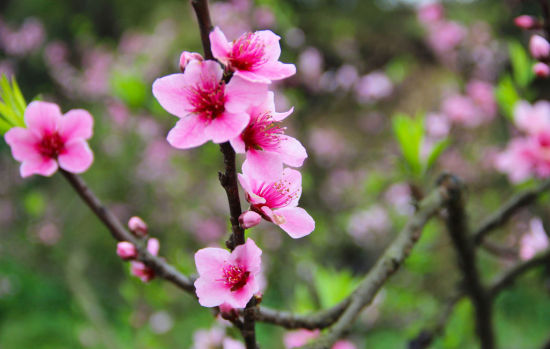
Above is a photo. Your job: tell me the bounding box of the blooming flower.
[209,26,296,83]
[529,35,550,60]
[194,238,262,308]
[513,100,550,135]
[230,92,307,181]
[238,167,314,238]
[130,238,160,282]
[4,101,94,177]
[152,60,267,149]
[520,218,549,260]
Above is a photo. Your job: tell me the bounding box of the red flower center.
[222,264,250,291]
[37,132,64,158]
[241,113,285,151]
[229,33,267,71]
[189,80,226,120]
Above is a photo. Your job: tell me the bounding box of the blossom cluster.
[151,26,315,309]
[514,14,550,77]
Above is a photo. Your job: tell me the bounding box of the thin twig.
[297,181,452,348]
[441,174,494,349]
[61,170,196,293]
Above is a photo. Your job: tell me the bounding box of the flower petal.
[4,127,40,162]
[152,73,193,118]
[167,116,210,149]
[209,27,231,63]
[243,149,283,182]
[230,135,246,153]
[206,111,249,143]
[24,101,61,137]
[256,62,296,81]
[58,109,94,141]
[58,139,94,173]
[225,77,268,113]
[195,247,230,276]
[234,70,272,84]
[20,155,58,177]
[194,276,228,307]
[254,30,281,61]
[278,136,307,167]
[274,207,315,238]
[229,238,262,274]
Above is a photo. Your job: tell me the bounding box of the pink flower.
[513,100,550,135]
[520,218,549,260]
[427,21,465,54]
[238,167,314,238]
[230,92,307,181]
[514,15,538,30]
[355,71,393,104]
[534,62,550,78]
[194,238,262,308]
[210,27,296,84]
[130,238,160,282]
[192,327,245,349]
[425,113,450,139]
[494,138,534,183]
[332,340,357,349]
[179,51,203,72]
[239,211,262,229]
[466,80,496,119]
[284,329,320,348]
[152,60,267,149]
[4,101,94,178]
[417,3,445,25]
[128,216,148,237]
[117,241,138,260]
[530,35,550,60]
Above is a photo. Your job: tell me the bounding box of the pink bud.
[128,216,148,237]
[239,211,262,229]
[534,62,550,77]
[529,35,550,60]
[117,241,138,260]
[514,15,538,30]
[146,237,160,256]
[179,51,203,72]
[131,261,155,282]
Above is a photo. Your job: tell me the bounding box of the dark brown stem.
[61,170,196,293]
[440,174,494,349]
[191,0,214,60]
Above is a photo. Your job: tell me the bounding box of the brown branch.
[295,180,452,348]
[61,170,196,293]
[441,174,494,349]
[472,179,550,245]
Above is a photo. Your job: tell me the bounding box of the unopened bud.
[131,261,155,282]
[146,237,160,256]
[239,211,262,229]
[128,216,148,237]
[514,15,538,30]
[117,241,138,260]
[529,35,550,60]
[534,62,550,78]
[179,51,203,72]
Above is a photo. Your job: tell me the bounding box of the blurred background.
[1,0,550,348]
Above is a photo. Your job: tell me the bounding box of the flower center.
[222,264,250,291]
[229,32,267,71]
[254,179,300,209]
[188,80,226,120]
[241,113,285,151]
[37,132,64,158]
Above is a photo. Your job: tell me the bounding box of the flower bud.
[529,35,550,60]
[128,216,148,237]
[179,51,203,72]
[146,237,160,256]
[239,211,262,229]
[131,261,155,282]
[534,62,550,78]
[117,241,138,260]
[514,15,538,30]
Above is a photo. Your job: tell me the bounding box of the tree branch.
[61,170,196,293]
[472,179,550,245]
[294,180,452,348]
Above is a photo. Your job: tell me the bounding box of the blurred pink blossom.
[284,329,320,348]
[347,205,390,244]
[384,183,413,216]
[427,21,465,54]
[520,218,549,260]
[332,340,357,349]
[355,71,393,104]
[192,327,245,349]
[298,47,324,87]
[335,64,359,91]
[534,62,550,78]
[425,113,450,139]
[529,35,550,60]
[417,2,445,25]
[37,223,61,246]
[0,17,45,56]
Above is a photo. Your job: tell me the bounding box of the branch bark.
[61,170,196,293]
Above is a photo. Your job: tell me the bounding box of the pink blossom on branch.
[179,51,203,72]
[128,216,148,237]
[117,241,138,260]
[230,92,307,181]
[209,26,296,83]
[194,238,262,308]
[152,60,268,149]
[529,35,550,60]
[514,15,538,30]
[534,62,550,78]
[4,101,94,178]
[130,238,160,283]
[238,167,315,238]
[520,218,549,260]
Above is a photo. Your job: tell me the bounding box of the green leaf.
[0,74,27,133]
[508,41,534,89]
[425,138,450,172]
[392,112,424,178]
[495,74,520,120]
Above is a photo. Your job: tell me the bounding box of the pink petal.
[234,70,272,84]
[243,149,283,182]
[167,116,210,149]
[254,30,281,61]
[274,207,315,238]
[4,127,40,162]
[278,136,307,167]
[24,101,61,137]
[256,61,296,81]
[152,73,193,118]
[282,168,303,206]
[272,106,294,122]
[20,155,58,177]
[58,109,94,141]
[57,139,93,173]
[237,173,253,195]
[226,276,259,308]
[230,136,246,153]
[194,277,228,307]
[225,77,268,113]
[229,238,262,274]
[147,238,160,256]
[206,111,249,143]
[209,27,231,63]
[195,247,230,276]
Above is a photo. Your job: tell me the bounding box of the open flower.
[4,101,94,177]
[210,27,296,83]
[152,60,267,149]
[194,238,262,308]
[238,167,314,238]
[130,238,160,282]
[230,92,307,181]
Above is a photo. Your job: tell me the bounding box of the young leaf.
[425,138,450,172]
[508,41,534,89]
[392,113,424,178]
[495,74,520,120]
